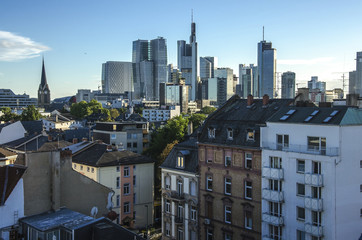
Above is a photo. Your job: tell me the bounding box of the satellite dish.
[91,206,98,218]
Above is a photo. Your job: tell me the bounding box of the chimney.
[247,94,254,106]
[48,135,52,142]
[72,138,78,144]
[82,137,88,142]
[107,145,113,152]
[263,94,269,105]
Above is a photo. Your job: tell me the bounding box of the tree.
[0,107,21,122]
[201,106,217,115]
[188,113,207,131]
[100,108,111,122]
[70,101,91,119]
[21,105,41,121]
[110,108,120,120]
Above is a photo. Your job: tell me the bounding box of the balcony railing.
[170,191,185,200]
[262,167,284,180]
[262,213,284,226]
[175,216,184,223]
[305,223,323,237]
[262,142,339,156]
[304,173,323,187]
[262,189,284,202]
[304,197,323,211]
[263,235,283,240]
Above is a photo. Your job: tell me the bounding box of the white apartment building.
[143,106,180,122]
[261,106,362,240]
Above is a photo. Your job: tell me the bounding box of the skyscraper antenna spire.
[191,9,193,23]
[263,26,265,41]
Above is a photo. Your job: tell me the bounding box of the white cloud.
[278,57,335,65]
[0,31,50,61]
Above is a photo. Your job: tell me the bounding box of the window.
[225,156,231,167]
[165,222,171,236]
[225,178,231,195]
[80,165,83,170]
[245,153,252,169]
[91,168,94,173]
[190,181,196,196]
[297,160,305,173]
[124,202,130,213]
[73,164,76,169]
[165,200,170,213]
[225,205,231,223]
[116,177,120,188]
[296,230,305,240]
[133,193,136,204]
[307,136,326,153]
[111,134,116,140]
[177,155,184,168]
[270,202,282,217]
[245,181,252,199]
[224,233,232,240]
[165,176,171,190]
[133,176,136,186]
[269,225,282,240]
[206,200,213,219]
[360,209,362,217]
[87,167,90,172]
[177,228,183,240]
[361,184,362,192]
[312,161,321,174]
[227,128,233,140]
[206,229,213,240]
[116,166,120,172]
[312,211,322,226]
[177,179,183,195]
[124,166,130,177]
[297,207,305,221]
[208,128,216,138]
[245,210,252,229]
[297,183,305,196]
[270,156,282,168]
[312,186,322,199]
[190,231,196,240]
[191,206,197,221]
[127,142,131,148]
[123,183,130,195]
[116,195,120,207]
[270,179,282,191]
[206,176,213,191]
[113,124,117,131]
[277,134,289,149]
[360,160,362,168]
[177,203,184,219]
[247,130,255,141]
[133,142,137,148]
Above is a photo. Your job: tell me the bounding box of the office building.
[177,21,198,101]
[151,37,168,99]
[261,106,362,240]
[239,64,258,98]
[257,41,276,98]
[159,81,189,113]
[349,71,356,94]
[38,59,51,109]
[132,39,150,100]
[215,68,233,105]
[143,106,180,122]
[281,71,296,98]
[349,51,362,96]
[0,89,37,109]
[308,76,326,93]
[102,61,133,94]
[200,57,217,81]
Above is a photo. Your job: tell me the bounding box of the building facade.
[38,59,51,109]
[159,82,189,113]
[257,41,276,98]
[0,89,37,109]
[281,71,296,99]
[142,106,180,122]
[215,68,234,106]
[239,64,258,98]
[261,106,362,240]
[102,61,133,94]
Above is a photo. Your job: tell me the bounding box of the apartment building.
[198,95,292,240]
[71,142,154,229]
[261,106,362,240]
[143,106,180,122]
[161,137,199,240]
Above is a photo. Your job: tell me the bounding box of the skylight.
[286,109,296,115]
[311,110,319,116]
[323,116,332,123]
[280,115,290,121]
[304,116,313,122]
[330,110,339,116]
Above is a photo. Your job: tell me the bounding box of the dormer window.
[247,129,255,141]
[208,128,216,139]
[227,128,233,140]
[177,155,184,168]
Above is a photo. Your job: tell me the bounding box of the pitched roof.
[21,121,44,135]
[0,165,26,205]
[2,135,49,152]
[0,147,17,158]
[72,143,154,167]
[199,95,293,148]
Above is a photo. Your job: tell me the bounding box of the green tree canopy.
[21,105,41,121]
[70,100,113,121]
[110,108,120,120]
[201,106,217,115]
[0,107,21,122]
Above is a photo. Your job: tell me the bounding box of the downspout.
[1,166,9,205]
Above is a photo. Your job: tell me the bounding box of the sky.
[0,0,361,99]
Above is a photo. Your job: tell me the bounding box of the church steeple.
[38,57,51,109]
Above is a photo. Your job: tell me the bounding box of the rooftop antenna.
[191,9,193,23]
[263,26,265,41]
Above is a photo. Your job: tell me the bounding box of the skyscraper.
[281,71,296,98]
[150,37,168,100]
[257,40,276,98]
[308,76,326,92]
[102,61,133,94]
[215,68,233,105]
[356,51,362,96]
[200,56,217,81]
[177,20,198,101]
[349,71,356,94]
[38,58,51,109]
[239,64,258,98]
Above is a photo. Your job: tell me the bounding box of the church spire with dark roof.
[40,57,48,87]
[38,57,51,109]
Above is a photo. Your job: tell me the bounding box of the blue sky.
[1,0,361,99]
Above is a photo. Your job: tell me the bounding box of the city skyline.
[0,0,361,99]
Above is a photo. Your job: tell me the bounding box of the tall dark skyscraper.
[257,39,276,98]
[281,71,296,98]
[177,19,198,101]
[38,58,51,109]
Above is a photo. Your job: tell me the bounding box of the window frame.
[124,166,130,177]
[297,206,305,221]
[297,183,305,196]
[225,156,232,167]
[191,206,197,221]
[245,181,252,200]
[227,128,233,140]
[206,175,213,191]
[177,155,185,168]
[124,202,130,214]
[246,130,255,141]
[225,177,232,195]
[165,200,171,213]
[123,183,130,195]
[224,205,232,224]
[244,210,253,230]
[165,176,171,190]
[245,153,252,169]
[297,159,305,173]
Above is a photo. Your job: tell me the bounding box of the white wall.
[0,121,26,144]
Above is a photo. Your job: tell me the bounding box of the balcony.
[170,191,185,201]
[262,142,339,156]
[305,223,323,237]
[143,138,149,143]
[142,129,149,134]
[175,216,184,224]
[262,236,283,240]
[262,213,284,226]
[304,197,323,211]
[262,189,284,202]
[262,167,284,180]
[304,173,323,187]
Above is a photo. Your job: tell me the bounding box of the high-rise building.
[38,58,51,109]
[281,71,296,98]
[150,37,168,100]
[0,89,37,109]
[132,40,150,99]
[200,57,217,81]
[159,81,188,113]
[355,51,362,96]
[102,61,133,94]
[349,71,356,94]
[257,41,276,98]
[177,21,198,101]
[239,64,258,98]
[308,76,326,92]
[167,64,182,84]
[215,68,233,106]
